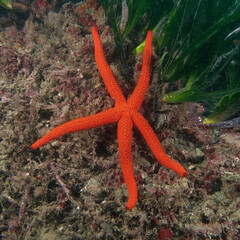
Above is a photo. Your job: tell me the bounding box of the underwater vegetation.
[0,0,30,11]
[100,0,240,124]
[0,0,12,9]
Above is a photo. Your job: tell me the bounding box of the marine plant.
[99,0,240,123]
[0,0,12,9]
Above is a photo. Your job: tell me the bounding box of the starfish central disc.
[117,105,136,115]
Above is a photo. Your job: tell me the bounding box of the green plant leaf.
[122,0,154,38]
[99,0,240,123]
[0,0,12,9]
[156,0,240,123]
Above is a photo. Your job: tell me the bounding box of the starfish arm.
[132,111,188,178]
[31,108,121,150]
[92,27,126,106]
[127,31,152,110]
[118,113,137,210]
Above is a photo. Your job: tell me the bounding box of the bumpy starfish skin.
[31,27,188,210]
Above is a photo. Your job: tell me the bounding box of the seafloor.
[0,1,239,240]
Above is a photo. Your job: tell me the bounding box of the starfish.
[31,27,188,210]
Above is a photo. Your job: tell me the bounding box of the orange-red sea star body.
[31,27,188,210]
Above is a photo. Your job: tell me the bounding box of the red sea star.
[31,27,188,210]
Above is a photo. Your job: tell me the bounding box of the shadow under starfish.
[31,27,188,210]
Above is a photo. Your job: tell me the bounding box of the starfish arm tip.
[31,144,36,150]
[125,198,136,210]
[31,141,44,150]
[181,171,188,178]
[125,204,134,210]
[175,164,188,178]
